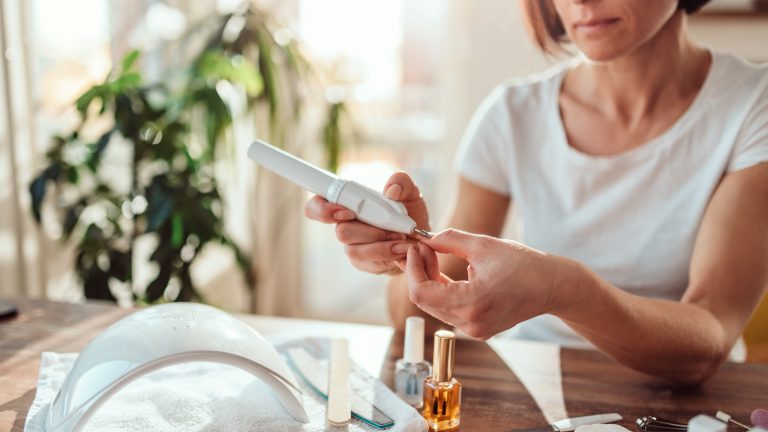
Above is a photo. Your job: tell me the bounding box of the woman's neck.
[569,12,711,129]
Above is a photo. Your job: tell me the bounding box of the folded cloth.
[25,337,427,432]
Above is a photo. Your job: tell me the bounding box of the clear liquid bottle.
[395,317,431,408]
[422,330,461,431]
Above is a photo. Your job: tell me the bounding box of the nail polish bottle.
[422,330,461,431]
[395,317,431,408]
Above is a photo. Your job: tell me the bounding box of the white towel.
[25,338,427,432]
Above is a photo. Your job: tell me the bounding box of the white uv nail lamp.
[46,303,309,431]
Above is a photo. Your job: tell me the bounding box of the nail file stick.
[715,411,750,431]
[327,338,352,426]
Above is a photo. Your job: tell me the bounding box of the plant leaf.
[256,30,279,129]
[121,49,141,73]
[67,166,80,184]
[144,261,172,303]
[113,72,141,92]
[43,163,62,181]
[86,130,113,173]
[109,248,131,282]
[83,267,117,301]
[28,175,47,223]
[171,213,184,247]
[175,262,197,302]
[62,204,83,240]
[75,86,103,116]
[323,102,345,173]
[147,194,173,232]
[145,176,176,232]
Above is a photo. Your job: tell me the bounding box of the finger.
[415,302,466,328]
[405,247,466,306]
[335,221,406,245]
[421,228,483,260]
[404,250,467,325]
[304,195,356,223]
[394,258,407,273]
[418,243,441,282]
[405,245,430,285]
[350,259,401,275]
[412,279,469,311]
[384,171,422,203]
[400,251,453,284]
[344,240,416,263]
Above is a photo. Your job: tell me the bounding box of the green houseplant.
[29,4,348,303]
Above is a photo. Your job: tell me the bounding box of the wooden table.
[1,299,766,432]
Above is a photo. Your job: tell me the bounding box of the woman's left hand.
[405,228,580,339]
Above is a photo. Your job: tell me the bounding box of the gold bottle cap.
[432,329,456,382]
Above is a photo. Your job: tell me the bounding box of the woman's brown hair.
[522,0,712,54]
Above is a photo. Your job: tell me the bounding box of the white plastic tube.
[248,140,418,235]
[247,139,336,196]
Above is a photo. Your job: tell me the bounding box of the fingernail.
[333,210,355,221]
[392,243,411,254]
[385,184,402,200]
[387,233,405,241]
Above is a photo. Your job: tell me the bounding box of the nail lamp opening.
[46,303,309,431]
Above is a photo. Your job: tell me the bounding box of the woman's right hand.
[303,172,430,275]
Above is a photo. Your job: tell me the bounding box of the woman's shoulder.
[713,51,768,78]
[710,51,768,98]
[482,60,575,118]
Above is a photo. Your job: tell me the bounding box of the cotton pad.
[576,424,632,432]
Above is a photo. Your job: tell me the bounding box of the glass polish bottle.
[395,317,431,408]
[422,330,461,431]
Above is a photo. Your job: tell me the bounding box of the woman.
[305,0,768,384]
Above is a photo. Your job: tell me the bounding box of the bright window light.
[298,0,403,101]
[32,0,112,112]
[338,160,399,192]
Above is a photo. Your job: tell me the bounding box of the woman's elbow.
[667,345,730,385]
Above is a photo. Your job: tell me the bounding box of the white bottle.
[394,317,431,408]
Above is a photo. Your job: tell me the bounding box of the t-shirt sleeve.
[454,85,513,197]
[727,76,768,172]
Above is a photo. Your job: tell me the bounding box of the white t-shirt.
[456,51,768,349]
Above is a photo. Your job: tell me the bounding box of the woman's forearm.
[555,260,731,384]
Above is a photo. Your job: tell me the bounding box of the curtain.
[0,0,49,299]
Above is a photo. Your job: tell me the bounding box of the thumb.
[421,228,484,260]
[383,171,430,230]
[384,172,421,203]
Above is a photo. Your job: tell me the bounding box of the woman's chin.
[575,43,635,64]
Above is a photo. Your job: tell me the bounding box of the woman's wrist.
[547,255,590,319]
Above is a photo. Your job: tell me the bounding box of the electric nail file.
[247,140,431,237]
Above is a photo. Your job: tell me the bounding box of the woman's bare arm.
[560,163,768,382]
[405,163,768,384]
